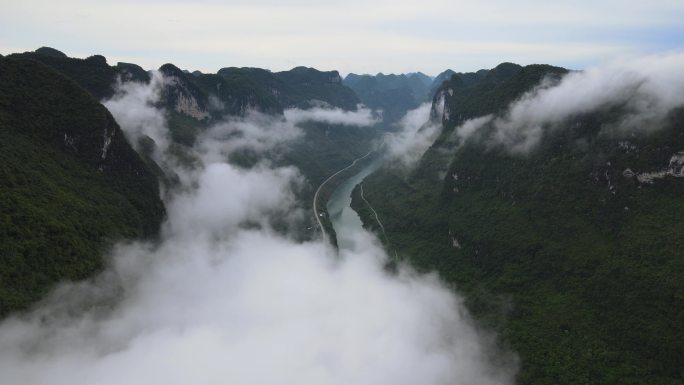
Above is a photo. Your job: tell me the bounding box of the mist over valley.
[1,4,684,382]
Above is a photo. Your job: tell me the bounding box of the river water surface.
[326,157,383,252]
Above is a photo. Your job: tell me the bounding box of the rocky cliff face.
[159,63,211,120]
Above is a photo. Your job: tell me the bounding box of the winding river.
[325,157,383,252]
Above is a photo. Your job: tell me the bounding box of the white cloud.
[198,112,304,164]
[196,105,378,167]
[0,73,516,385]
[449,51,684,154]
[455,115,494,142]
[165,163,301,238]
[0,227,516,385]
[284,105,380,127]
[103,71,170,159]
[383,102,443,168]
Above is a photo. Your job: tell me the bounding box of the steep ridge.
[216,66,360,113]
[9,47,376,183]
[275,66,359,110]
[430,69,456,92]
[11,48,360,120]
[9,47,149,100]
[0,57,165,315]
[354,63,684,384]
[429,68,491,96]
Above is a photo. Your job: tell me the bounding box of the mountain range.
[343,71,437,125]
[0,47,379,315]
[1,46,682,385]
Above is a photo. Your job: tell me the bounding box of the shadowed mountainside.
[0,56,165,315]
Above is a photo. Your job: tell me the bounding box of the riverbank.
[312,150,378,247]
[324,156,383,251]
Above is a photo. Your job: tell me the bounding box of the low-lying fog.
[0,73,515,385]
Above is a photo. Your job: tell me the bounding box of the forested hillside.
[354,63,684,385]
[0,57,165,315]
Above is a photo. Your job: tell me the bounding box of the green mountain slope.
[0,57,165,316]
[354,63,684,385]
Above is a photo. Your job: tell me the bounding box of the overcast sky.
[1,0,683,75]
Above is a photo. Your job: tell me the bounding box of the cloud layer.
[0,74,515,385]
[284,105,381,127]
[197,112,304,164]
[103,71,170,157]
[0,228,514,385]
[454,51,684,153]
[383,102,443,168]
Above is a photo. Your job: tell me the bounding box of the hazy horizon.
[2,0,683,75]
[0,45,546,78]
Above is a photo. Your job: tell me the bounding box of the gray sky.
[1,0,683,75]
